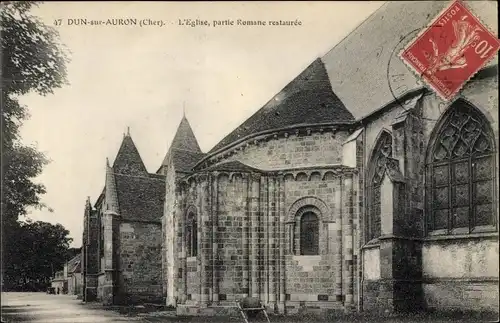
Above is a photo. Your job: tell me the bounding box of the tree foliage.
[3,220,73,290]
[1,1,71,289]
[1,1,69,222]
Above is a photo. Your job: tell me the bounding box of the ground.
[1,293,497,323]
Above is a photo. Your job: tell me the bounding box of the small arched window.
[426,102,496,234]
[186,212,198,257]
[300,212,319,255]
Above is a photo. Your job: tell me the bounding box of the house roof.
[320,0,498,120]
[114,173,165,222]
[161,116,205,172]
[208,58,354,154]
[112,132,148,175]
[67,254,81,274]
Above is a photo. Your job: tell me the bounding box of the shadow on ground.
[87,302,499,323]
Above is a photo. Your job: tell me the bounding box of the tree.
[1,1,70,289]
[1,1,70,224]
[3,220,73,291]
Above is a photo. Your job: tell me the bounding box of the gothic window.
[367,131,392,241]
[300,211,319,255]
[427,103,496,234]
[186,212,198,257]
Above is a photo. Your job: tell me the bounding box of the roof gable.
[321,0,498,120]
[209,58,354,154]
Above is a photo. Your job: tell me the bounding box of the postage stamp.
[399,0,500,101]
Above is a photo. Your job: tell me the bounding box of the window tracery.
[427,103,496,234]
[367,131,392,241]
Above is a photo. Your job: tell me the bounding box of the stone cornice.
[193,122,356,171]
[179,164,357,186]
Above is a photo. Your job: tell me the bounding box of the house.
[66,253,83,297]
[51,270,66,294]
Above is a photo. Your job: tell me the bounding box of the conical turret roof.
[112,130,148,175]
[161,116,205,172]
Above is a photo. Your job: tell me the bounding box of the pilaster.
[102,161,119,305]
[278,174,286,314]
[250,174,261,298]
[260,176,269,303]
[196,180,203,305]
[199,175,211,306]
[334,176,343,302]
[242,174,249,298]
[212,174,219,303]
[102,210,118,305]
[181,187,188,304]
[268,177,276,308]
[343,174,355,310]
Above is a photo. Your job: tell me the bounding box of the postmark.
[399,0,500,101]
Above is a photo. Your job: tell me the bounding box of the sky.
[19,1,385,247]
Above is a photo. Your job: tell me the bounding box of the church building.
[81,0,498,315]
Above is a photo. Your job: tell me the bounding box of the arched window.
[186,212,198,257]
[367,131,392,241]
[426,103,496,234]
[300,211,319,255]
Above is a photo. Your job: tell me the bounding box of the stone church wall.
[422,238,499,312]
[170,125,361,313]
[216,174,248,300]
[361,73,498,314]
[283,174,339,303]
[117,221,162,304]
[219,130,350,170]
[420,77,498,314]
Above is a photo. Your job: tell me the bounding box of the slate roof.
[67,254,81,274]
[114,173,165,222]
[208,58,354,154]
[321,0,498,120]
[161,116,205,172]
[112,133,148,175]
[168,149,206,173]
[168,116,202,153]
[92,130,167,222]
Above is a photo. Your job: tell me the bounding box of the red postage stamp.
[399,0,500,101]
